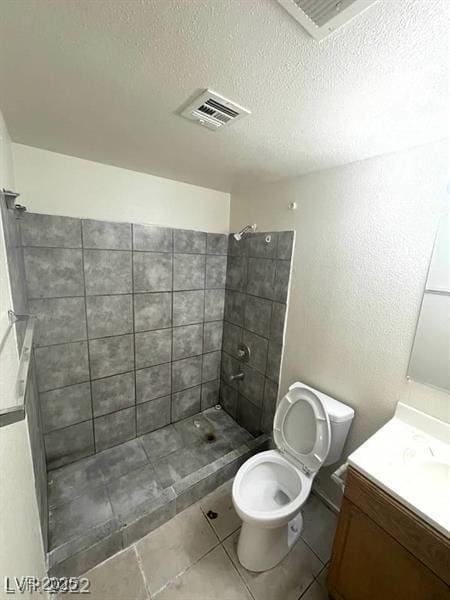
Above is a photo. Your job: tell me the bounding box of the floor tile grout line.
[220,533,257,600]
[133,544,152,600]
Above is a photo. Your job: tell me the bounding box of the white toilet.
[232,381,354,572]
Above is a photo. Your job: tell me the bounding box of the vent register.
[180,90,251,131]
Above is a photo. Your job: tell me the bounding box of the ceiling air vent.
[180,90,251,131]
[277,0,377,41]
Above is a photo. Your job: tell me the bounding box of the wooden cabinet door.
[328,497,450,600]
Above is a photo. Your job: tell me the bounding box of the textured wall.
[230,140,449,505]
[21,213,228,470]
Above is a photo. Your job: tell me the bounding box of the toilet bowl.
[232,381,354,572]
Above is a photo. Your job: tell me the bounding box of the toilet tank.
[288,382,354,466]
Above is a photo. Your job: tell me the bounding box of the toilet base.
[236,512,303,572]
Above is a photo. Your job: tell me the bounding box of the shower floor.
[47,407,269,576]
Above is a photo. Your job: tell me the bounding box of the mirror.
[408,213,450,391]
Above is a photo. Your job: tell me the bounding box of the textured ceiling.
[0,0,448,191]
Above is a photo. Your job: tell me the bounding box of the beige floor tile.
[84,547,148,600]
[224,529,322,600]
[136,504,219,595]
[300,580,328,600]
[301,494,337,563]
[154,546,252,600]
[200,480,241,540]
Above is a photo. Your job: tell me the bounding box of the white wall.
[231,140,449,505]
[0,111,46,597]
[12,144,230,232]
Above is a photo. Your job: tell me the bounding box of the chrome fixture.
[229,372,244,382]
[233,224,257,241]
[236,342,251,363]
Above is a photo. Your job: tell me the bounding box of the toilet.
[232,381,354,572]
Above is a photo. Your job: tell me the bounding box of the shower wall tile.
[136,396,171,436]
[236,395,262,437]
[262,379,278,435]
[173,290,204,326]
[134,292,172,332]
[136,363,171,404]
[30,297,87,347]
[220,352,240,392]
[246,257,276,299]
[270,302,286,345]
[219,381,238,418]
[206,233,228,255]
[203,321,223,353]
[40,382,92,433]
[21,213,82,248]
[228,235,247,257]
[135,328,171,369]
[202,351,221,383]
[89,334,134,380]
[244,295,272,338]
[94,407,136,452]
[171,386,201,421]
[204,289,225,322]
[226,255,247,291]
[266,341,282,383]
[247,232,278,259]
[206,255,227,288]
[273,259,290,303]
[276,231,294,260]
[82,220,131,250]
[201,380,220,410]
[222,321,242,358]
[35,341,89,392]
[224,290,245,326]
[133,224,173,253]
[173,229,206,254]
[172,323,203,361]
[45,421,95,470]
[92,371,135,417]
[173,253,205,290]
[84,250,132,295]
[24,248,84,298]
[172,356,202,392]
[86,295,133,339]
[240,364,265,407]
[133,252,172,292]
[242,329,268,374]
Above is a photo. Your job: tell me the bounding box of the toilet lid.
[273,387,331,474]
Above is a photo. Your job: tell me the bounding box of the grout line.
[133,544,152,600]
[131,225,138,439]
[220,533,257,600]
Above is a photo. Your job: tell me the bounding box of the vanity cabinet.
[328,467,450,600]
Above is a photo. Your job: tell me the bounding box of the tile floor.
[81,481,336,600]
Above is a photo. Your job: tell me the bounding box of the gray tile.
[202,351,221,382]
[274,260,290,303]
[134,292,172,332]
[247,232,278,258]
[172,356,202,392]
[49,486,113,550]
[201,380,220,410]
[141,424,184,461]
[204,289,224,322]
[152,446,210,488]
[224,289,245,326]
[220,380,238,418]
[35,341,89,392]
[40,382,92,433]
[270,302,286,344]
[240,364,265,407]
[122,488,176,548]
[133,224,173,252]
[29,297,87,347]
[45,420,94,470]
[244,295,272,338]
[200,481,241,541]
[206,233,228,255]
[226,255,247,291]
[261,378,278,434]
[94,407,136,452]
[136,396,171,436]
[171,385,201,421]
[84,250,132,295]
[133,252,172,292]
[86,295,133,339]
[173,323,203,360]
[173,290,204,326]
[301,494,338,563]
[136,363,171,404]
[277,231,294,260]
[47,455,104,508]
[24,247,84,299]
[82,219,131,250]
[89,334,134,380]
[173,254,205,290]
[174,229,206,254]
[220,352,241,392]
[223,321,242,358]
[135,328,171,369]
[97,438,148,483]
[107,464,162,521]
[21,213,81,248]
[236,395,262,437]
[203,321,223,352]
[92,371,135,417]
[227,233,248,257]
[266,341,282,382]
[247,257,276,299]
[206,255,227,288]
[242,329,268,373]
